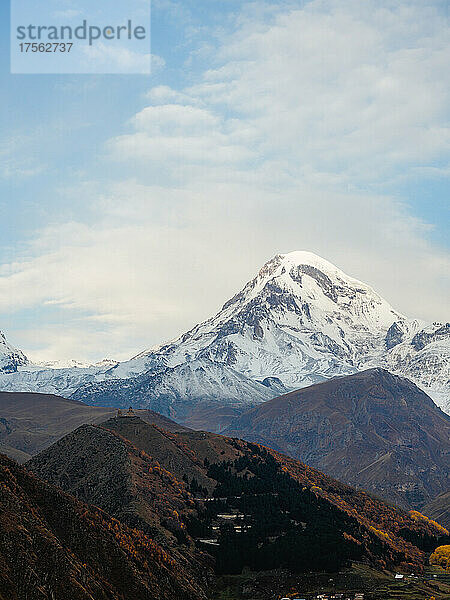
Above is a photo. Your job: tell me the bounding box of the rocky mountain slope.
[1,252,448,425]
[224,369,450,511]
[422,492,450,530]
[0,391,188,462]
[27,423,204,558]
[380,321,450,410]
[28,415,448,577]
[0,453,205,600]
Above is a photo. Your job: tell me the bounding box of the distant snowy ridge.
[378,320,449,410]
[0,251,448,416]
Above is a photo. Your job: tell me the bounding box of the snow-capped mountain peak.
[221,251,404,329]
[0,331,28,373]
[32,358,119,370]
[137,252,405,385]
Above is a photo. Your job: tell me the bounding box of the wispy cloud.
[0,135,46,180]
[82,43,164,74]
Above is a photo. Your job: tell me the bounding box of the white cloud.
[1,0,449,361]
[108,103,255,165]
[145,85,200,105]
[133,104,220,134]
[114,0,450,187]
[81,43,163,74]
[0,135,46,180]
[190,1,450,182]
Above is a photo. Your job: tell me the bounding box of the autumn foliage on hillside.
[0,454,206,600]
[23,415,448,587]
[186,443,446,575]
[430,546,450,572]
[266,446,448,570]
[102,421,447,574]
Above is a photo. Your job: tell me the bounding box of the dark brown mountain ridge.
[28,414,448,577]
[224,368,449,511]
[0,390,188,462]
[0,453,205,600]
[27,421,204,558]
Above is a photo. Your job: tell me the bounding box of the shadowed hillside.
[0,391,188,462]
[0,453,205,600]
[225,369,450,510]
[27,422,205,564]
[423,492,450,529]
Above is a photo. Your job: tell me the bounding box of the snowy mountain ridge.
[0,251,448,419]
[0,330,28,374]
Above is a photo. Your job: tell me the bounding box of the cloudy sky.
[1,0,449,362]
